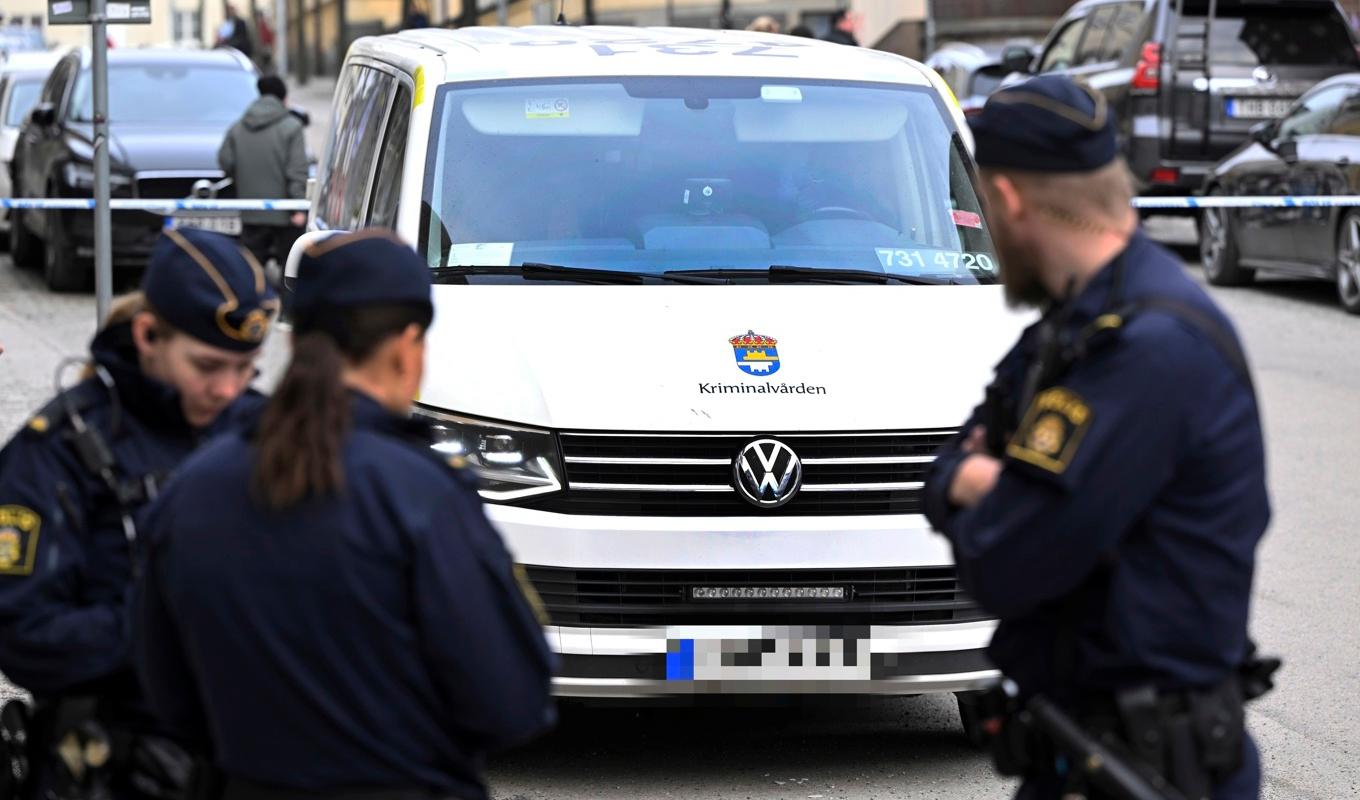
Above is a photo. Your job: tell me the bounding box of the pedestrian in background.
[216,3,254,58]
[746,15,780,34]
[403,0,430,30]
[822,9,860,46]
[135,231,556,800]
[219,75,308,270]
[253,8,276,74]
[923,76,1272,799]
[0,229,275,800]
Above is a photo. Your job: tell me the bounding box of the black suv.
[1018,0,1359,195]
[10,48,257,290]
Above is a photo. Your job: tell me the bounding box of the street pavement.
[0,220,1356,799]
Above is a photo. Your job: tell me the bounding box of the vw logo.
[1252,66,1275,85]
[733,439,803,508]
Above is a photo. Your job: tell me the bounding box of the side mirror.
[28,102,55,128]
[1001,47,1034,74]
[1278,137,1299,164]
[1249,121,1276,146]
[283,228,346,298]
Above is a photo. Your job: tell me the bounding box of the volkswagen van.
[290,26,1028,731]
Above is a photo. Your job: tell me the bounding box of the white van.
[291,26,1027,729]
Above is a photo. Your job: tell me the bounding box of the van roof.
[356,26,937,88]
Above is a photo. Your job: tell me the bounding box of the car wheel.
[955,691,987,749]
[43,214,87,292]
[1335,210,1360,315]
[9,208,42,268]
[1199,191,1254,287]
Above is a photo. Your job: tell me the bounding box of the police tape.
[1131,196,1360,209]
[2,195,1360,212]
[0,198,311,212]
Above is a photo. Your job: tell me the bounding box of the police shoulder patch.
[1005,387,1093,475]
[0,505,41,576]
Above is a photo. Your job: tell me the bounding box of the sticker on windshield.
[760,86,803,103]
[951,210,983,229]
[875,249,997,273]
[449,242,514,266]
[525,98,570,119]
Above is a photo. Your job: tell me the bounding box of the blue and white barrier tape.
[0,198,311,211]
[2,195,1359,212]
[1133,196,1360,209]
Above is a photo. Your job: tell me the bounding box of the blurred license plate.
[666,627,871,681]
[170,215,241,236]
[1227,98,1292,119]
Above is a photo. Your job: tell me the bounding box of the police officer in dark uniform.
[0,229,277,799]
[923,76,1273,800]
[133,231,556,800]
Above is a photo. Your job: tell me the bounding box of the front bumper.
[546,621,997,697]
[489,505,997,697]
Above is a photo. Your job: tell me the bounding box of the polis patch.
[0,505,41,576]
[1006,387,1093,474]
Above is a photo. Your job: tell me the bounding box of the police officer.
[923,76,1271,800]
[133,231,555,800]
[0,229,277,799]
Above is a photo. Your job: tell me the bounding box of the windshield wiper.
[430,263,725,285]
[664,265,957,285]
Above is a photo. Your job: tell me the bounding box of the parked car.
[1201,73,1360,314]
[1018,0,1359,195]
[284,27,1026,730]
[926,41,1034,115]
[0,49,64,245]
[10,47,257,290]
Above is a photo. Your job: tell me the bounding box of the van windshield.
[420,78,998,284]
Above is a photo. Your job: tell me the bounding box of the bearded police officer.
[0,229,277,800]
[923,76,1274,800]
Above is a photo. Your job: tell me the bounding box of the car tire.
[1199,191,1254,287]
[43,214,88,292]
[955,691,987,749]
[1335,210,1360,315]
[9,208,42,268]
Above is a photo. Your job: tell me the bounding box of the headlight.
[412,406,562,502]
[61,161,132,191]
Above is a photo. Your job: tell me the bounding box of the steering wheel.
[800,206,876,222]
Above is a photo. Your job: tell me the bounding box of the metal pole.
[92,0,112,323]
[664,0,674,26]
[275,0,288,76]
[923,0,936,59]
[496,0,507,25]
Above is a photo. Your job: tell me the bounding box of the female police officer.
[134,231,555,800]
[0,228,277,799]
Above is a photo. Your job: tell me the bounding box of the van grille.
[521,430,955,516]
[523,565,986,627]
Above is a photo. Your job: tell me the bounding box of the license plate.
[169,215,241,236]
[1227,98,1292,119]
[666,627,872,681]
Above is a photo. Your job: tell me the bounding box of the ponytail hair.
[253,303,433,509]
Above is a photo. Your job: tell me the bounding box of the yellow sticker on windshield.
[525,98,570,120]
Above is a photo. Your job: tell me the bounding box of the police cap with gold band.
[289,229,434,336]
[144,228,279,351]
[968,75,1117,173]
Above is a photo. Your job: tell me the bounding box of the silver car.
[0,50,63,237]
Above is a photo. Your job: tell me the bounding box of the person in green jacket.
[219,75,308,269]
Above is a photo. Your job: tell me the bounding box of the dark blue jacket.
[924,232,1270,698]
[134,392,555,800]
[0,323,255,717]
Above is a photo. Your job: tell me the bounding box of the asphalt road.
[0,222,1356,800]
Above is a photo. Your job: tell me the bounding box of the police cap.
[289,230,433,333]
[143,228,279,352]
[969,75,1117,173]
